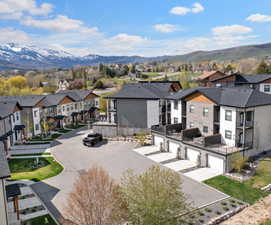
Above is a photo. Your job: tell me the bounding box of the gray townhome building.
[93,81,182,137]
[0,95,45,138]
[152,86,271,174]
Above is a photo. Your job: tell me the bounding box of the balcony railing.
[237,121,254,128]
[151,123,182,135]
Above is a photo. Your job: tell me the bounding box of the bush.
[231,153,248,173]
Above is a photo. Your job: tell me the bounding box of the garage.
[168,142,179,156]
[154,136,164,147]
[186,148,200,163]
[208,155,224,173]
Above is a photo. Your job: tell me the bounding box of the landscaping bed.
[11,153,51,157]
[65,124,86,129]
[204,176,267,204]
[22,214,57,225]
[8,157,63,181]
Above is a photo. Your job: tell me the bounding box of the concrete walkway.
[133,146,159,155]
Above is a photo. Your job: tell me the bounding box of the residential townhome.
[93,81,182,137]
[40,94,76,129]
[194,71,226,87]
[0,96,45,138]
[57,90,100,123]
[209,73,271,94]
[0,149,21,225]
[0,101,23,155]
[152,87,271,174]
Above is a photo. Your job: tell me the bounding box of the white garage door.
[169,142,179,155]
[208,155,224,173]
[154,136,164,147]
[187,148,200,163]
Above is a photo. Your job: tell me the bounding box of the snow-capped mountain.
[0,43,162,70]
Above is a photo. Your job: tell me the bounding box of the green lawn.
[23,214,57,225]
[204,176,267,204]
[244,157,271,188]
[8,157,63,182]
[261,220,271,225]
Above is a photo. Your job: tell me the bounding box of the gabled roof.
[167,87,271,108]
[57,90,99,101]
[0,95,45,107]
[42,94,75,107]
[196,71,224,80]
[107,82,180,99]
[235,74,271,84]
[0,101,21,119]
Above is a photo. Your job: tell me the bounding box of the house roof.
[57,90,99,101]
[235,74,271,84]
[0,95,45,107]
[107,82,180,99]
[196,71,224,81]
[0,147,10,179]
[42,94,75,107]
[0,101,21,119]
[167,87,271,108]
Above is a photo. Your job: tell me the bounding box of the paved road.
[31,128,228,223]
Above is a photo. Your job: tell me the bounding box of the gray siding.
[117,99,148,128]
[186,101,215,136]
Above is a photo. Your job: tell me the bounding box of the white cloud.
[0,27,31,44]
[212,25,252,36]
[22,15,84,32]
[246,13,271,22]
[170,2,204,15]
[170,7,190,15]
[153,24,178,33]
[191,2,204,13]
[0,0,53,17]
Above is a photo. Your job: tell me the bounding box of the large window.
[203,107,209,117]
[174,100,178,110]
[225,130,232,139]
[189,105,195,113]
[264,84,271,93]
[225,110,232,121]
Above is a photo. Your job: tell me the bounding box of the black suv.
[83,133,103,147]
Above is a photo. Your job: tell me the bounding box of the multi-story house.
[93,81,182,136]
[210,73,271,94]
[0,149,21,225]
[152,87,271,173]
[41,94,76,129]
[57,90,100,122]
[194,71,226,87]
[0,101,22,154]
[0,96,45,138]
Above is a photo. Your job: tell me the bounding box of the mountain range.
[0,42,271,70]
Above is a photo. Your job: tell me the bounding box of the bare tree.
[63,166,126,225]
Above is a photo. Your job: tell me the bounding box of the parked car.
[83,133,103,147]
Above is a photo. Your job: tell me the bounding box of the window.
[225,110,232,121]
[246,111,253,122]
[174,117,178,124]
[34,110,38,117]
[225,130,232,139]
[16,112,19,120]
[264,84,270,93]
[62,106,65,111]
[189,105,195,113]
[35,124,39,131]
[203,107,209,117]
[174,100,178,110]
[75,104,78,109]
[189,122,194,128]
[203,126,208,133]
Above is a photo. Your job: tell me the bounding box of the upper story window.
[34,110,38,117]
[264,84,271,93]
[75,104,78,109]
[246,111,253,122]
[225,110,232,121]
[16,112,19,120]
[174,100,178,110]
[203,126,208,133]
[225,130,232,139]
[174,117,178,124]
[189,105,195,113]
[203,107,209,117]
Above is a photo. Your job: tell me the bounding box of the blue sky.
[0,0,271,56]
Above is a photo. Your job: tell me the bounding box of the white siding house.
[170,100,182,124]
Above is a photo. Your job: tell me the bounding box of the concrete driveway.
[184,168,223,182]
[147,152,177,163]
[31,128,228,223]
[133,146,159,155]
[164,160,197,172]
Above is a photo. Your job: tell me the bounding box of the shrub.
[231,153,248,173]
